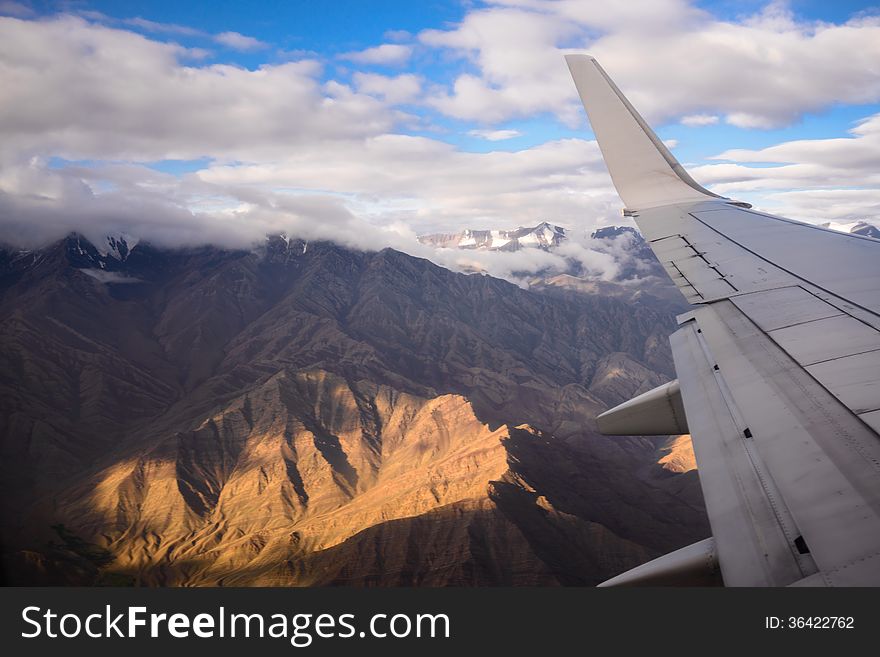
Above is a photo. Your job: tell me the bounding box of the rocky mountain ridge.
[0,233,707,586]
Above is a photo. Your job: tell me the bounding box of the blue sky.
[2,0,880,278]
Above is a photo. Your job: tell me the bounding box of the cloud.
[0,16,394,162]
[94,15,268,53]
[0,131,624,278]
[712,113,880,170]
[214,30,268,51]
[2,6,879,289]
[352,72,422,104]
[724,112,780,129]
[339,43,412,66]
[415,236,624,286]
[468,129,522,141]
[0,153,627,290]
[688,112,880,223]
[0,157,415,252]
[0,15,614,275]
[420,0,880,128]
[0,1,33,17]
[420,6,581,124]
[80,269,142,284]
[195,136,620,234]
[384,29,412,43]
[680,113,719,126]
[765,188,880,224]
[122,16,204,37]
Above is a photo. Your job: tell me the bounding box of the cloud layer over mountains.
[1,2,880,281]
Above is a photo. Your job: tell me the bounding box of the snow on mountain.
[419,222,566,252]
[98,234,139,261]
[62,234,143,274]
[850,221,880,239]
[819,220,880,238]
[418,221,667,283]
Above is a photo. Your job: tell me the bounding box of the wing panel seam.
[689,213,880,320]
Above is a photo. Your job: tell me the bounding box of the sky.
[1,0,880,281]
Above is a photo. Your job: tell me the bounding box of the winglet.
[565,54,722,211]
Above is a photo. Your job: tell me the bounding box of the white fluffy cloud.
[421,6,581,124]
[196,136,619,232]
[1,5,879,286]
[353,72,422,104]
[340,43,412,66]
[680,114,719,127]
[689,112,880,222]
[0,16,393,162]
[214,30,268,51]
[421,0,880,128]
[0,129,625,280]
[714,113,880,171]
[468,129,523,141]
[0,152,626,288]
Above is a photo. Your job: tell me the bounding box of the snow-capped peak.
[98,234,139,261]
[418,221,566,252]
[851,221,880,239]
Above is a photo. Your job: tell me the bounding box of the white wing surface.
[567,54,880,587]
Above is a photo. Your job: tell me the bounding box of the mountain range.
[0,231,710,586]
[849,221,880,239]
[419,222,567,252]
[422,222,686,308]
[419,222,666,278]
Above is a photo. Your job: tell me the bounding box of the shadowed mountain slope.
[0,235,707,585]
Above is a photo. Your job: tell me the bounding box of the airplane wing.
[566,54,880,587]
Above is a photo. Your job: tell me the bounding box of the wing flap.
[687,301,880,584]
[670,315,812,586]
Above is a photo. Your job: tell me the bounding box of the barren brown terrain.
[0,234,707,585]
